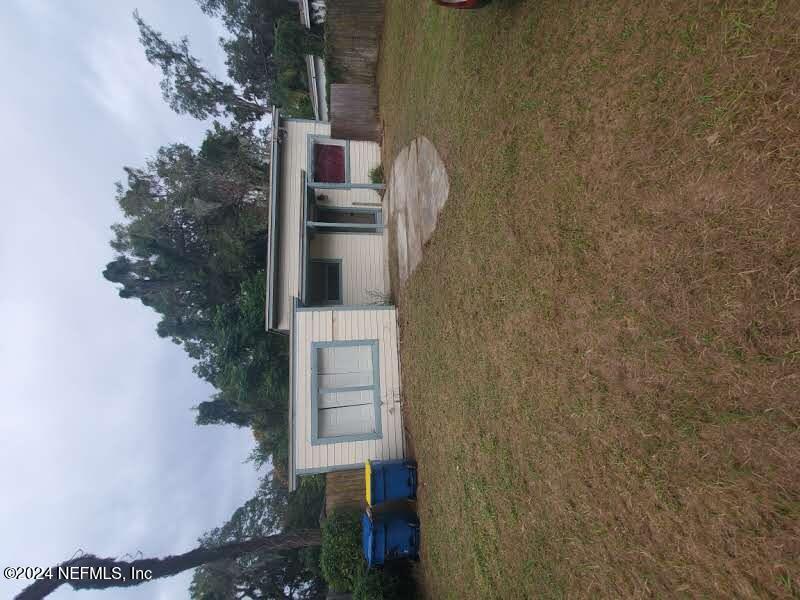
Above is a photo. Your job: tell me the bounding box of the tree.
[196,0,296,105]
[14,531,322,600]
[270,16,322,116]
[190,473,326,599]
[188,274,290,450]
[104,123,293,464]
[195,397,253,427]
[104,122,269,349]
[274,16,323,59]
[134,10,267,122]
[198,121,270,203]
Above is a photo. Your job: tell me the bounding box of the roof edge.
[288,296,298,491]
[265,106,281,332]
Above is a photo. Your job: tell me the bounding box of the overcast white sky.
[0,2,265,598]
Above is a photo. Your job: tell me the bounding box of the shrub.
[369,164,384,184]
[353,569,386,600]
[273,16,322,119]
[320,509,364,591]
[286,475,325,530]
[352,565,417,600]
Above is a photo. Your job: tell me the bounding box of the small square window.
[313,143,346,183]
[309,260,342,305]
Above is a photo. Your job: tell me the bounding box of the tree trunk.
[14,529,321,600]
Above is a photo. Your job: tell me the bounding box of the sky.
[0,1,266,598]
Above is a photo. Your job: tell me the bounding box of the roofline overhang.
[266,106,281,332]
[299,172,310,306]
[288,296,298,491]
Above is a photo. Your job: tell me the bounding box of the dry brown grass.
[378,0,800,598]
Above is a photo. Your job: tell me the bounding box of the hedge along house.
[266,107,405,491]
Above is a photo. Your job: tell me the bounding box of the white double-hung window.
[311,340,381,444]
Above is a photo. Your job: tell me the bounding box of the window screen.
[314,343,379,440]
[317,208,378,225]
[309,260,342,305]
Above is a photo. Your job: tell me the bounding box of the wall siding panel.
[294,308,404,472]
[276,125,382,331]
[294,305,308,471]
[310,234,389,304]
[276,120,330,331]
[349,140,381,185]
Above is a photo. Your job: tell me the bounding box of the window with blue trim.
[308,136,349,185]
[311,341,381,444]
[316,206,379,225]
[309,259,342,305]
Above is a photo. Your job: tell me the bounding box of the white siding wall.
[310,233,389,304]
[294,308,404,472]
[349,141,382,185]
[276,120,330,331]
[275,122,383,330]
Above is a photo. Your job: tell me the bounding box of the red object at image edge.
[433,0,482,8]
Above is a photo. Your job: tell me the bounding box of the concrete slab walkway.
[384,136,450,286]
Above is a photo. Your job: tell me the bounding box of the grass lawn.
[378,1,800,598]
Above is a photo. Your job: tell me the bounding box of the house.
[266,107,405,491]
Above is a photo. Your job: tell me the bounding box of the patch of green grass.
[500,138,519,179]
[776,572,800,598]
[715,408,755,424]
[518,97,540,112]
[775,498,800,519]
[621,22,636,41]
[678,19,702,54]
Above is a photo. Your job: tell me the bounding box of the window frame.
[310,339,382,445]
[307,135,350,186]
[316,206,381,226]
[309,204,384,235]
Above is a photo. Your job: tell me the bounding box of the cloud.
[0,2,265,598]
[78,1,232,153]
[9,0,59,29]
[81,32,168,149]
